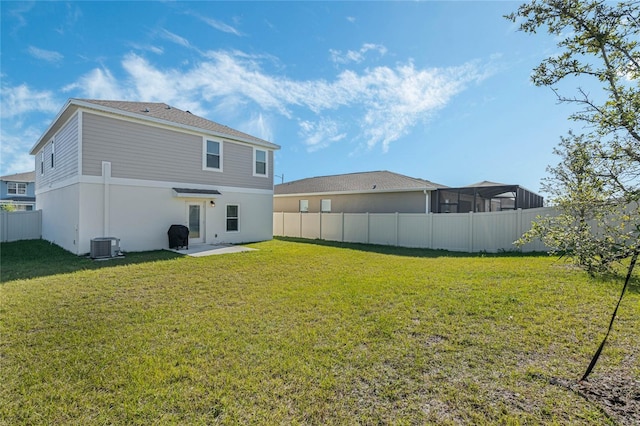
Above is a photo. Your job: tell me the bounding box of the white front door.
[187,202,205,244]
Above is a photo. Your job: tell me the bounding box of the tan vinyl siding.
[274,191,428,213]
[81,112,273,190]
[36,113,79,190]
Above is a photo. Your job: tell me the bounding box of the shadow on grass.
[275,237,639,293]
[274,236,551,259]
[0,239,182,283]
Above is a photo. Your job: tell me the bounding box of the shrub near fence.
[0,210,42,243]
[273,207,554,253]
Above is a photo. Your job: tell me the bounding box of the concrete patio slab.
[166,244,256,257]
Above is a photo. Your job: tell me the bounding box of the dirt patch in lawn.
[550,372,640,425]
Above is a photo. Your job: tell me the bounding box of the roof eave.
[30,99,280,155]
[274,187,438,197]
[29,99,75,155]
[74,99,280,150]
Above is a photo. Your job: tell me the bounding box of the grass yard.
[1,238,639,425]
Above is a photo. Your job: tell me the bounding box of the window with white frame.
[254,148,267,176]
[204,139,222,171]
[321,199,331,213]
[50,141,55,168]
[226,204,239,232]
[40,152,44,175]
[299,199,309,212]
[7,182,27,195]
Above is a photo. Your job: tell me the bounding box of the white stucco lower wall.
[38,178,274,255]
[81,181,273,254]
[36,183,80,254]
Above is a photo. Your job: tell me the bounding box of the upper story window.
[203,138,222,171]
[40,153,44,175]
[254,148,267,177]
[7,182,27,195]
[50,141,55,168]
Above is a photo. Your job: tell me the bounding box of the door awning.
[172,188,221,198]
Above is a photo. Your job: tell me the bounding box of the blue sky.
[1,1,598,195]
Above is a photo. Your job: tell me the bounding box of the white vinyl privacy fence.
[0,210,42,243]
[274,207,555,253]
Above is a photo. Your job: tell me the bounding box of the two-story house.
[29,99,280,255]
[0,171,36,211]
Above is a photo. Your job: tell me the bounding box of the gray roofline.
[274,187,439,197]
[31,99,280,154]
[0,171,36,182]
[30,98,74,154]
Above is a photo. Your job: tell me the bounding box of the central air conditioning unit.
[90,237,121,259]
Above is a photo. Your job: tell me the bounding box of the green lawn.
[1,238,638,425]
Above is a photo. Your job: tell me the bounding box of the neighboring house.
[274,171,446,214]
[274,172,543,214]
[29,99,280,255]
[434,181,544,213]
[0,171,36,211]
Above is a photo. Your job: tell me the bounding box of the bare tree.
[507,0,639,380]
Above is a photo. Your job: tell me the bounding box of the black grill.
[168,224,189,250]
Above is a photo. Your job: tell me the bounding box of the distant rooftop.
[275,171,446,195]
[0,171,35,182]
[465,180,509,187]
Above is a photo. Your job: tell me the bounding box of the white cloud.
[330,43,387,65]
[62,67,128,100]
[0,123,43,175]
[185,10,244,36]
[6,2,34,35]
[122,54,180,101]
[197,15,243,36]
[298,119,347,152]
[63,49,493,152]
[0,84,59,118]
[129,43,164,55]
[240,113,274,143]
[27,46,64,63]
[160,29,192,49]
[1,151,34,175]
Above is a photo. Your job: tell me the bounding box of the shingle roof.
[465,180,510,187]
[78,99,277,148]
[0,171,35,182]
[274,171,446,195]
[31,99,279,155]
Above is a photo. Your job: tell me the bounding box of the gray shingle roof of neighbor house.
[0,171,36,182]
[274,170,447,195]
[465,180,510,187]
[30,99,280,154]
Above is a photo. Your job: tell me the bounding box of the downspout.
[424,189,430,214]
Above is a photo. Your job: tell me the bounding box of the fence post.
[341,212,345,242]
[366,212,370,244]
[1,211,7,243]
[395,212,399,246]
[469,211,474,252]
[319,211,322,240]
[516,208,523,240]
[428,213,433,249]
